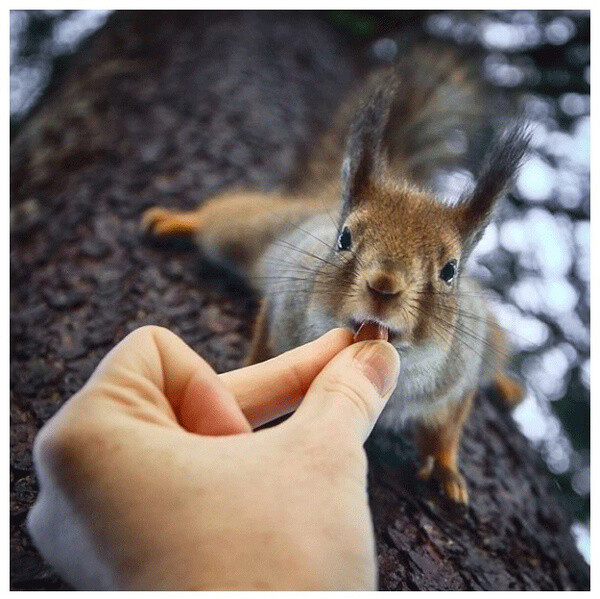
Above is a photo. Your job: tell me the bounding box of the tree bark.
[10,11,589,590]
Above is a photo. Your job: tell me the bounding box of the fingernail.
[353,341,400,397]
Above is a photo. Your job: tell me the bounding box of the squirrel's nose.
[366,272,401,298]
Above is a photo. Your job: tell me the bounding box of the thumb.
[291,340,400,444]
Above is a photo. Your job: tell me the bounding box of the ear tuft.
[458,122,531,248]
[341,78,397,214]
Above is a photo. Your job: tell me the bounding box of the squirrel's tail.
[301,43,487,191]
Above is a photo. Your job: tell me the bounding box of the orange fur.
[414,391,475,504]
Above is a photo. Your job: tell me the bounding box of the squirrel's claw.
[440,468,469,505]
[417,457,469,505]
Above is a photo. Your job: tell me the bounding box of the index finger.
[219,328,353,428]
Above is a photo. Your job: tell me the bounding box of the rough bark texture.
[10,11,590,591]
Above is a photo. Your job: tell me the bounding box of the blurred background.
[11,10,590,563]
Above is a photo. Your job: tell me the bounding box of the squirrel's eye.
[440,260,457,284]
[337,227,352,251]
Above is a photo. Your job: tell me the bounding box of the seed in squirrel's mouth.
[353,321,389,342]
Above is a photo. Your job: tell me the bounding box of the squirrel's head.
[317,93,529,346]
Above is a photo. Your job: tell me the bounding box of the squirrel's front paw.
[141,207,175,236]
[417,457,469,505]
[140,207,203,237]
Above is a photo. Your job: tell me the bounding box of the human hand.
[28,326,399,590]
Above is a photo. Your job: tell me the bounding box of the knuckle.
[32,398,110,479]
[125,324,169,345]
[321,376,377,424]
[33,415,85,474]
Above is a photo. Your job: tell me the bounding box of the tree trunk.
[10,11,589,590]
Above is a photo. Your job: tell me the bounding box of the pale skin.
[28,326,400,590]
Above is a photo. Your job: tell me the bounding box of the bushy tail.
[301,43,487,191]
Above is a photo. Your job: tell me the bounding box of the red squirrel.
[142,45,528,504]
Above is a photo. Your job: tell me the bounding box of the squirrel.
[141,44,529,505]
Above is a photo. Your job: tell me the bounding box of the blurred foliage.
[328,10,379,38]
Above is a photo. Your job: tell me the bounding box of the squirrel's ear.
[456,124,530,253]
[341,85,395,214]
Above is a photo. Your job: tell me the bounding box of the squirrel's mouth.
[351,319,399,343]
